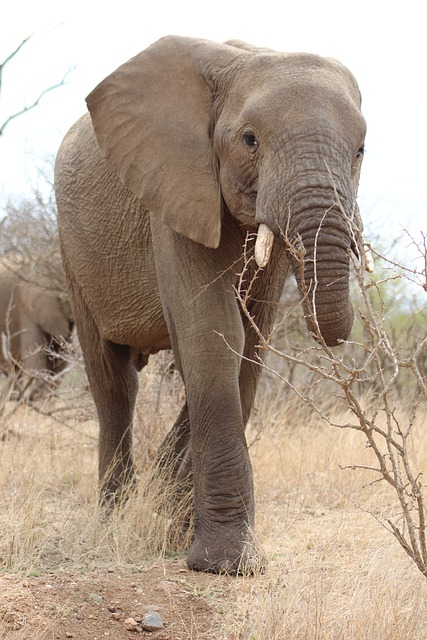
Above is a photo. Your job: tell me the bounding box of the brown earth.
[0,558,233,639]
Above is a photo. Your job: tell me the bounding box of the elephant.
[0,258,74,381]
[54,36,370,574]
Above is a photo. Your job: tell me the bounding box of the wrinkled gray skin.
[55,36,367,574]
[0,261,74,377]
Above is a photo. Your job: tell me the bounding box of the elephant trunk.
[256,187,356,346]
[253,142,368,346]
[289,208,354,347]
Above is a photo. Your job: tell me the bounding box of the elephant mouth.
[255,223,374,273]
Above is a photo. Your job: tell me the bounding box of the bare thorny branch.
[0,35,33,94]
[0,34,74,135]
[233,222,427,577]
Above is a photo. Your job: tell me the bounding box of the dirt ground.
[0,558,233,639]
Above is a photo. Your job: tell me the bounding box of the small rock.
[3,612,15,623]
[65,633,74,638]
[124,617,139,631]
[141,611,164,631]
[111,612,121,620]
[89,592,103,603]
[159,580,178,594]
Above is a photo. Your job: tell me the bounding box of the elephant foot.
[186,527,267,576]
[99,469,139,513]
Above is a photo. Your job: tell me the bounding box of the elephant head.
[19,283,74,340]
[86,36,367,347]
[0,256,74,386]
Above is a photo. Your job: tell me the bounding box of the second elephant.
[0,259,74,378]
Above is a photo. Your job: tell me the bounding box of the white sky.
[1,0,426,252]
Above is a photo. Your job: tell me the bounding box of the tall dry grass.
[222,390,427,639]
[0,353,189,573]
[1,352,427,638]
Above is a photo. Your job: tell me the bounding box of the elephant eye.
[243,132,259,149]
[356,146,365,159]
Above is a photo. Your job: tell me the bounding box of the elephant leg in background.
[66,269,139,500]
[94,339,139,500]
[156,402,193,535]
[46,336,72,376]
[157,401,192,485]
[19,311,49,372]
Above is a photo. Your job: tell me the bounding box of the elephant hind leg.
[156,401,193,538]
[69,280,139,502]
[157,401,191,483]
[94,339,139,501]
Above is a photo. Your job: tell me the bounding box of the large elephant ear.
[86,36,242,249]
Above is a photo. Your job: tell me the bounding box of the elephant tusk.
[254,224,275,268]
[363,242,374,273]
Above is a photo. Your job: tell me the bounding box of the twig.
[233,216,427,577]
[0,69,74,135]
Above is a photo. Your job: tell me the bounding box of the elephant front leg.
[163,308,265,574]
[184,373,265,574]
[152,219,266,574]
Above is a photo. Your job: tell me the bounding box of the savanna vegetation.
[0,193,426,639]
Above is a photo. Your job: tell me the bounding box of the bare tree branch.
[0,34,34,97]
[0,34,74,135]
[231,221,427,577]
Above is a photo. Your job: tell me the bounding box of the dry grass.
[0,353,188,572]
[1,357,427,638]
[230,390,427,639]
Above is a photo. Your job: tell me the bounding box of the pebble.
[124,617,138,631]
[122,611,164,632]
[3,612,15,623]
[141,611,164,631]
[88,592,103,603]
